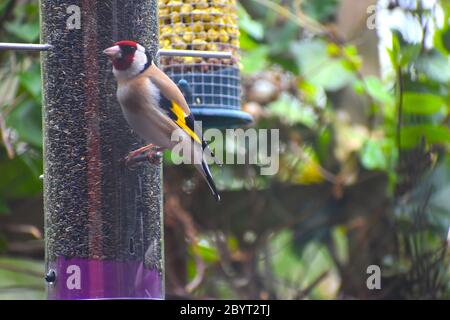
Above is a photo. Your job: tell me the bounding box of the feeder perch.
[159,0,253,128]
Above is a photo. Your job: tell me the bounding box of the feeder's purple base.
[47,257,163,300]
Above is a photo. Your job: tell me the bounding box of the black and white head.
[103,40,151,80]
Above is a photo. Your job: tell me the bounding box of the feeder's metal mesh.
[159,0,241,111]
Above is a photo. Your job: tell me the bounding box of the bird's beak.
[103,45,121,59]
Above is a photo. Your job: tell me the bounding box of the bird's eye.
[121,46,136,54]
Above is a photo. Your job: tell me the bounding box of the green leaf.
[291,39,355,91]
[400,44,422,67]
[402,92,446,115]
[362,76,394,104]
[443,29,450,53]
[299,81,327,107]
[193,239,219,263]
[238,3,264,40]
[270,55,299,74]
[268,93,317,128]
[400,125,450,149]
[7,100,43,148]
[302,0,338,22]
[416,50,450,83]
[389,31,421,68]
[0,153,42,198]
[18,65,41,99]
[326,43,341,57]
[241,46,269,74]
[331,226,349,265]
[434,27,450,54]
[341,45,362,71]
[4,21,39,43]
[239,31,258,51]
[316,128,331,163]
[360,139,386,170]
[267,21,299,56]
[360,139,394,170]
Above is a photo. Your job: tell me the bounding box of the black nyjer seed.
[41,0,163,298]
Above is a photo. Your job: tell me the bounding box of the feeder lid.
[191,107,253,129]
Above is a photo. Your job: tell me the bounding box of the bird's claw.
[125,148,162,169]
[147,151,162,165]
[125,153,147,169]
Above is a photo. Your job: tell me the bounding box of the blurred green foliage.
[191,0,450,299]
[0,257,45,300]
[0,0,43,299]
[0,0,42,217]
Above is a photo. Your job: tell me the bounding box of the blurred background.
[0,0,449,299]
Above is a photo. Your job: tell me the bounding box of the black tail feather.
[201,160,221,202]
[202,140,223,167]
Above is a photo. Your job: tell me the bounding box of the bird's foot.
[125,145,162,168]
[147,151,163,165]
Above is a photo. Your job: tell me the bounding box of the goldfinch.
[103,40,220,202]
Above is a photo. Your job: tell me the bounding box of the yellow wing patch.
[170,102,201,144]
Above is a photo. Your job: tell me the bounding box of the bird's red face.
[103,40,138,71]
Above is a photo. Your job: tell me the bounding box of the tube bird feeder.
[159,0,253,128]
[41,1,163,299]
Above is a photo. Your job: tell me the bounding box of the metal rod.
[0,43,232,60]
[0,42,53,51]
[158,49,232,59]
